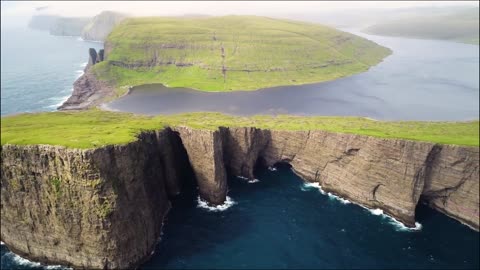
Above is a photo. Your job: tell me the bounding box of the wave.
[268,166,277,171]
[301,182,422,232]
[236,175,260,184]
[301,182,351,204]
[360,205,423,232]
[1,249,69,270]
[197,196,236,212]
[80,62,87,68]
[45,95,71,109]
[75,69,84,79]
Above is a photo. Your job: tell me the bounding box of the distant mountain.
[27,15,60,31]
[49,17,91,36]
[81,11,127,42]
[364,7,479,45]
[28,11,127,42]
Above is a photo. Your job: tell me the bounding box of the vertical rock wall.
[1,126,478,269]
[1,130,190,269]
[176,127,479,230]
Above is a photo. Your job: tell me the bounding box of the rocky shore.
[1,126,478,268]
[58,48,115,110]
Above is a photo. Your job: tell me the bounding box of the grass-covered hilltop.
[94,15,391,92]
[1,111,478,149]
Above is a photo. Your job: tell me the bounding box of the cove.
[142,164,479,269]
[106,31,479,121]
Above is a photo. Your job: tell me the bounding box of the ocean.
[0,27,479,269]
[0,27,102,116]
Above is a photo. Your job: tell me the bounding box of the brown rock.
[1,126,478,268]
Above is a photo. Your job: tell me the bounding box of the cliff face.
[1,127,478,268]
[81,11,127,42]
[58,49,113,111]
[216,127,479,230]
[1,130,191,269]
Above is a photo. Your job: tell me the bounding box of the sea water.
[1,27,102,116]
[1,28,479,269]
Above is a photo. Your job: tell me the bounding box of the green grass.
[94,15,391,93]
[1,111,478,149]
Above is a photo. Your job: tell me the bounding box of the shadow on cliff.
[141,172,254,269]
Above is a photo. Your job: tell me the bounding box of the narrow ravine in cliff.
[140,164,479,269]
[2,127,478,269]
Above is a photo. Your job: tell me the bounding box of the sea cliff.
[2,126,478,268]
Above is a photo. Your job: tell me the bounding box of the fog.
[2,1,478,29]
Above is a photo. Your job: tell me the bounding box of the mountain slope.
[81,11,127,41]
[94,16,391,92]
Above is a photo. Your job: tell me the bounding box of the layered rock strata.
[1,126,478,268]
[1,130,191,269]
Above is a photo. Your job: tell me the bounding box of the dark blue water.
[141,164,479,269]
[107,31,480,121]
[0,27,102,116]
[1,26,479,269]
[2,165,478,269]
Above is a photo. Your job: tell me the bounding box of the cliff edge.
[2,126,478,268]
[58,48,114,110]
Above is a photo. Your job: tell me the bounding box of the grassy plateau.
[94,15,391,93]
[1,111,478,149]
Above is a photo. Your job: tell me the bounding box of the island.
[1,15,479,269]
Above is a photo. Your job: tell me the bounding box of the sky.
[2,1,479,28]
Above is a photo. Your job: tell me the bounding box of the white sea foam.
[80,62,87,68]
[197,196,236,212]
[248,179,260,184]
[75,69,84,79]
[1,243,70,269]
[369,208,384,216]
[302,182,326,195]
[268,166,277,171]
[46,95,71,109]
[302,182,421,232]
[236,175,248,180]
[359,205,423,232]
[0,240,4,245]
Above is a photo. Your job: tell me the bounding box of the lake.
[106,30,479,121]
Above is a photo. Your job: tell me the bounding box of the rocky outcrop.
[58,49,113,111]
[1,129,192,269]
[1,126,478,268]
[81,11,127,42]
[216,127,479,230]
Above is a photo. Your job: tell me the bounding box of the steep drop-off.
[58,49,115,110]
[2,126,478,268]
[81,11,127,42]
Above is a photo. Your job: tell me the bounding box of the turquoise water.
[1,27,102,116]
[1,28,479,269]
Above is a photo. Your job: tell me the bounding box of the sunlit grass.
[94,15,391,93]
[1,111,478,149]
